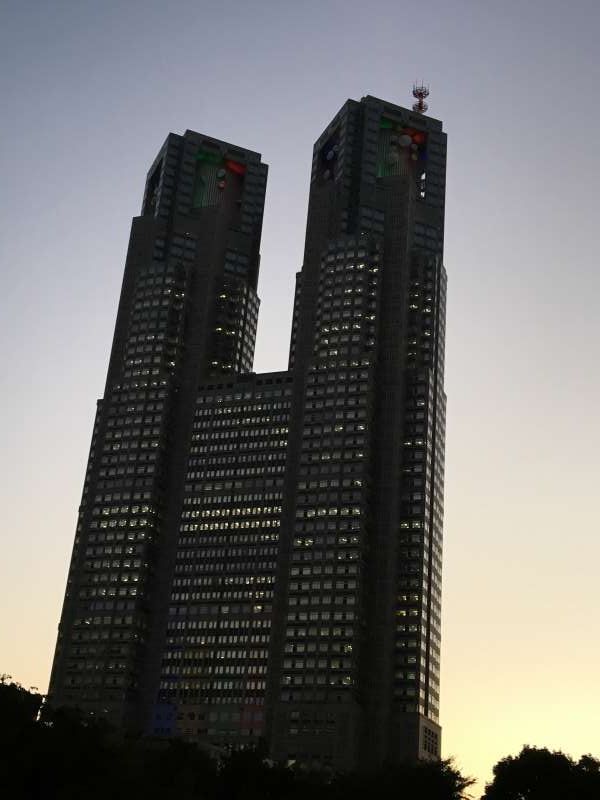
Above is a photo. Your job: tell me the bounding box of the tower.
[50,93,447,769]
[48,131,268,728]
[268,95,446,767]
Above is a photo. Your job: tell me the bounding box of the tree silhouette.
[482,746,600,800]
[1,676,476,800]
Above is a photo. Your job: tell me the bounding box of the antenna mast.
[412,83,429,114]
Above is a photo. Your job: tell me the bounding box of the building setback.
[49,94,447,770]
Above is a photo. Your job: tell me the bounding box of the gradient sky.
[2,0,600,792]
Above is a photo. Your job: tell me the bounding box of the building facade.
[49,94,447,770]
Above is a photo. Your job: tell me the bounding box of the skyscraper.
[50,93,447,770]
[48,130,269,730]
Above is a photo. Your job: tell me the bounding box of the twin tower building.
[49,94,448,769]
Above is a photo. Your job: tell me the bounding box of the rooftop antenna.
[412,83,429,114]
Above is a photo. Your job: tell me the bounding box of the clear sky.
[2,0,600,792]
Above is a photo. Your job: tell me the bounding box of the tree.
[0,674,43,735]
[482,746,600,800]
[0,676,475,800]
[330,758,474,800]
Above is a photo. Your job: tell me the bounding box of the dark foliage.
[482,746,600,799]
[0,678,474,800]
[329,758,473,800]
[0,674,43,735]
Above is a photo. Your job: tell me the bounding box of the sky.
[1,0,600,792]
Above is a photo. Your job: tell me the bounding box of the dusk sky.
[2,0,600,791]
